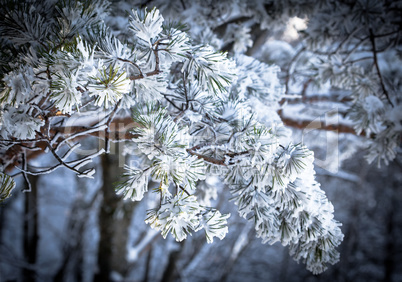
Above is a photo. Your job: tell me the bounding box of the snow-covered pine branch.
[0,1,344,274]
[142,0,401,167]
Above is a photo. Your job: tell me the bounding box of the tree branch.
[279,113,372,136]
[369,28,394,107]
[186,148,226,166]
[105,100,122,153]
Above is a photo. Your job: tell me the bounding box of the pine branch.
[2,118,142,172]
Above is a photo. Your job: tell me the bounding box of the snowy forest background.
[1,0,402,281]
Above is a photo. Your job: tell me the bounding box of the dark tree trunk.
[384,182,397,282]
[160,246,183,282]
[143,246,153,282]
[0,199,4,246]
[94,149,135,282]
[23,175,39,282]
[94,153,121,282]
[111,199,136,277]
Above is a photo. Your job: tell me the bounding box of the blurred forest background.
[1,0,402,281]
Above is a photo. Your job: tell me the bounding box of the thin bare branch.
[186,148,226,166]
[105,100,122,153]
[21,152,32,193]
[369,28,394,107]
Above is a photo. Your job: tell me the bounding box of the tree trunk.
[384,182,397,282]
[23,175,39,282]
[94,149,135,282]
[111,199,136,277]
[143,246,153,282]
[0,198,4,246]
[160,244,183,282]
[94,153,121,282]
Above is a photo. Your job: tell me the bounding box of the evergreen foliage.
[1,0,400,275]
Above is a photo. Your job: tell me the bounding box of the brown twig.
[129,69,162,80]
[186,148,226,166]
